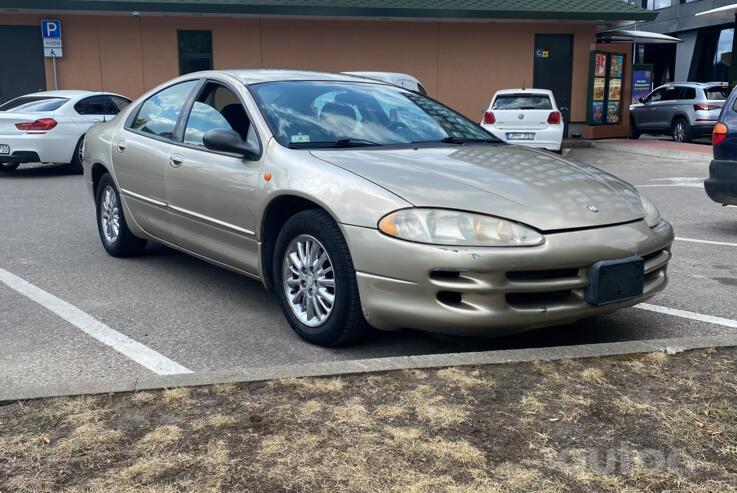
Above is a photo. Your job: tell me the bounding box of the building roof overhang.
[0,0,658,22]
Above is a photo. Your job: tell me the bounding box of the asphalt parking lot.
[2,145,736,399]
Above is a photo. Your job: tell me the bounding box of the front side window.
[184,83,251,147]
[647,88,666,103]
[251,81,498,147]
[492,94,553,110]
[0,96,68,112]
[130,80,199,140]
[179,31,213,75]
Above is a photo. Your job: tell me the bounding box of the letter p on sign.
[41,20,62,39]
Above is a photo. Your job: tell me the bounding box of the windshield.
[492,94,552,110]
[0,96,69,112]
[250,81,499,147]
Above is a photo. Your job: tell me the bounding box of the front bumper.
[705,159,737,205]
[343,220,673,335]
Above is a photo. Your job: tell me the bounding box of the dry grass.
[3,349,737,492]
[269,377,345,396]
[161,387,193,407]
[135,425,182,453]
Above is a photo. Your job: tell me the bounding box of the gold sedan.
[83,70,673,347]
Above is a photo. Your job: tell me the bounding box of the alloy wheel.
[673,122,686,142]
[282,234,336,328]
[100,186,120,244]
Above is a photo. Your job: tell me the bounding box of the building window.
[691,27,734,82]
[178,31,212,75]
[642,0,671,9]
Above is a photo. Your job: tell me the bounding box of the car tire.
[273,209,368,347]
[67,135,85,174]
[672,118,692,143]
[95,173,147,257]
[0,163,20,172]
[629,118,641,139]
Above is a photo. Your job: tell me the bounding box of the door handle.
[169,154,184,168]
[116,140,127,153]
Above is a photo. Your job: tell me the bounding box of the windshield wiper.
[288,138,381,149]
[440,136,500,144]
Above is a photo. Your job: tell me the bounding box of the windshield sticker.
[290,134,310,143]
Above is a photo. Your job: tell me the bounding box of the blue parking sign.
[41,20,62,39]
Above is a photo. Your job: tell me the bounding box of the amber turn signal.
[713,123,728,146]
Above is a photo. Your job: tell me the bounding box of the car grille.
[429,248,670,312]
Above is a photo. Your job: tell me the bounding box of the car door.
[635,87,666,130]
[651,86,681,130]
[112,80,200,242]
[164,80,263,275]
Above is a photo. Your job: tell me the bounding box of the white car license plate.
[0,144,9,155]
[506,132,535,141]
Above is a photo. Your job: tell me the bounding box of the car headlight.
[640,196,661,228]
[378,209,544,246]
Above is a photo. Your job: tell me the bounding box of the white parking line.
[0,268,192,376]
[637,303,737,329]
[675,237,737,248]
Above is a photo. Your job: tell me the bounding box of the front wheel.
[629,118,641,139]
[95,173,147,257]
[672,118,692,143]
[273,209,368,347]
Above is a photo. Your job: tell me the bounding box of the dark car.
[705,86,737,205]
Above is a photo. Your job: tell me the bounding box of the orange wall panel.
[3,13,596,121]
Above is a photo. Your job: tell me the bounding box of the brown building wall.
[4,13,595,121]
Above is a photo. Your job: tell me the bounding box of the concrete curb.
[3,334,737,402]
[594,141,712,163]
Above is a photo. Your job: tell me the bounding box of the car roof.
[220,69,390,86]
[16,90,128,99]
[342,71,421,85]
[494,88,554,96]
[664,81,728,88]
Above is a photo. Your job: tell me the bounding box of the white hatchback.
[0,90,130,173]
[481,88,564,152]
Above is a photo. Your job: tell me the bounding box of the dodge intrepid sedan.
[83,70,674,347]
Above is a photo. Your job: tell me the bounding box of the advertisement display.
[631,64,653,104]
[586,51,626,126]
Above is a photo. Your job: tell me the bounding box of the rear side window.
[76,95,132,115]
[706,86,729,100]
[0,96,68,112]
[492,94,552,110]
[130,80,199,140]
[662,87,681,101]
[682,87,696,100]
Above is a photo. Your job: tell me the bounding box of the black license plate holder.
[585,256,644,306]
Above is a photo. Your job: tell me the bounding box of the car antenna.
[522,80,526,90]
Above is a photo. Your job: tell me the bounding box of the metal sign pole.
[52,57,58,90]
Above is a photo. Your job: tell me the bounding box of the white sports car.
[0,90,130,173]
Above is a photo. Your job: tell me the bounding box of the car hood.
[311,145,644,232]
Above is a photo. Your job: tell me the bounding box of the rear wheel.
[67,135,84,174]
[95,173,147,257]
[0,163,19,172]
[629,117,641,139]
[273,209,368,347]
[672,118,692,143]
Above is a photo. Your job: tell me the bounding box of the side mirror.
[203,128,259,160]
[639,97,646,104]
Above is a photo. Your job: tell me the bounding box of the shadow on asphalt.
[135,242,657,358]
[0,164,77,178]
